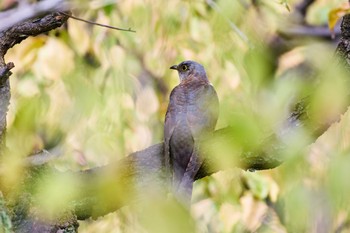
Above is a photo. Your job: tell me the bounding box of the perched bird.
[164,60,219,205]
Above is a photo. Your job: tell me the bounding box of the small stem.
[60,12,136,33]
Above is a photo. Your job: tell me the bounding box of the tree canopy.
[1,0,350,232]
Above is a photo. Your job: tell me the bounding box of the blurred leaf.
[68,18,90,55]
[279,0,290,12]
[138,197,196,233]
[243,172,269,200]
[33,171,79,220]
[33,38,74,80]
[327,153,350,209]
[190,18,212,43]
[240,193,268,232]
[283,186,312,232]
[5,37,45,73]
[244,46,276,91]
[102,3,115,15]
[0,192,12,233]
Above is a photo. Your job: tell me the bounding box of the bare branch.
[25,147,62,166]
[0,11,69,58]
[278,24,341,39]
[0,0,69,32]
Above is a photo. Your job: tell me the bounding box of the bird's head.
[170,60,208,82]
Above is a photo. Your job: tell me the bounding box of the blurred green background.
[2,0,350,232]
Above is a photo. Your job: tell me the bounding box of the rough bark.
[336,14,350,71]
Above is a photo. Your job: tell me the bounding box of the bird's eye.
[181,65,188,71]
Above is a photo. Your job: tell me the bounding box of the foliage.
[2,0,350,232]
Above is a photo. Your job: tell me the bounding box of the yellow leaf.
[5,37,45,73]
[68,18,90,55]
[33,38,74,80]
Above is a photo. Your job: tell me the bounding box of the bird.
[164,60,219,205]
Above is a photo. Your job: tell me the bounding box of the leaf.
[68,18,90,55]
[244,172,269,200]
[33,38,74,80]
[280,0,290,12]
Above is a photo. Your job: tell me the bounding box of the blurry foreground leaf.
[138,197,196,233]
[243,172,269,200]
[32,171,79,220]
[279,0,290,12]
[0,192,12,233]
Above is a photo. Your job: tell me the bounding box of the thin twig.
[60,12,136,33]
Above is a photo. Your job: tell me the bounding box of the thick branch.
[336,14,350,71]
[0,0,69,32]
[0,11,69,60]
[61,124,286,219]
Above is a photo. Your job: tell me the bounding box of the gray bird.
[164,60,219,205]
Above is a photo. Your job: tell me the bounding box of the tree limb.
[278,24,341,39]
[0,0,69,32]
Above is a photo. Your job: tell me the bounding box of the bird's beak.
[170,65,178,70]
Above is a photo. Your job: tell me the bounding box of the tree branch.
[278,24,341,39]
[55,123,289,220]
[0,0,69,32]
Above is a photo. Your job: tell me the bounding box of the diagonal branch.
[0,0,69,32]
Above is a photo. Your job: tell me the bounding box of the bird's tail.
[174,148,202,207]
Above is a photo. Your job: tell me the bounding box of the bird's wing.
[186,83,219,140]
[164,86,181,177]
[173,83,219,204]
